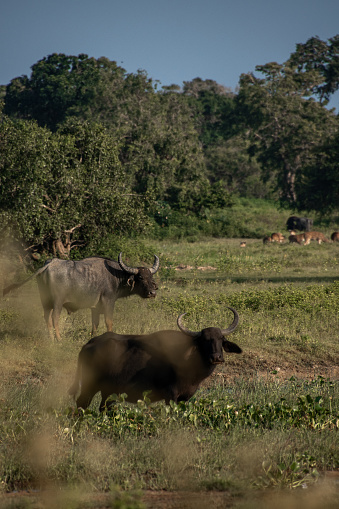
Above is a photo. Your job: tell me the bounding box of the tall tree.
[295,130,339,213]
[122,90,206,207]
[0,117,149,257]
[287,35,339,104]
[3,54,208,213]
[204,135,274,199]
[237,59,338,209]
[182,77,236,145]
[4,54,127,131]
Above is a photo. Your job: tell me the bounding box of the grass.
[0,223,339,507]
[147,197,339,242]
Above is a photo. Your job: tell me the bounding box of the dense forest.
[0,35,338,258]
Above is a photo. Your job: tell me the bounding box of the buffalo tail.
[3,282,23,296]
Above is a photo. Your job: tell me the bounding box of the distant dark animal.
[3,253,159,340]
[286,216,313,232]
[331,232,339,242]
[68,307,242,409]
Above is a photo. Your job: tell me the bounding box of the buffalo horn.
[177,306,239,337]
[150,255,160,274]
[221,307,239,335]
[177,313,200,337]
[118,252,160,275]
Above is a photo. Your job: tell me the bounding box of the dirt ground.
[208,354,339,386]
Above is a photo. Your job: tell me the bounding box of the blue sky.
[1,0,338,106]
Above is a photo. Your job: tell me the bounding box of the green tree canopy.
[4,53,112,130]
[3,54,210,212]
[0,117,149,257]
[295,129,339,213]
[237,58,338,210]
[204,135,275,199]
[287,35,339,104]
[2,38,339,236]
[181,77,236,145]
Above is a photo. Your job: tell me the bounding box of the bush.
[147,198,303,241]
[79,235,158,265]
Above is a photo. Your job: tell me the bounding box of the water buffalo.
[68,307,242,409]
[3,253,159,340]
[286,216,313,232]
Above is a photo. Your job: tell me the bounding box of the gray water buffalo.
[68,307,242,409]
[3,253,159,340]
[286,216,313,232]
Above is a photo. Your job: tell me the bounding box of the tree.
[4,54,127,131]
[0,117,149,257]
[204,135,275,199]
[295,130,339,213]
[123,91,206,207]
[237,60,338,209]
[182,78,236,145]
[3,54,208,215]
[287,35,339,104]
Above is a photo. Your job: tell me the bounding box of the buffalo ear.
[223,340,242,354]
[127,275,135,289]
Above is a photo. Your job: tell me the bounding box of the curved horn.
[177,306,239,337]
[177,313,200,337]
[221,307,239,335]
[118,253,160,275]
[118,252,138,275]
[150,255,160,274]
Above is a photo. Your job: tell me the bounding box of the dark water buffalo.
[68,307,242,409]
[3,253,159,340]
[286,216,313,232]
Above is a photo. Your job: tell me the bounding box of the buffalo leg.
[91,308,100,335]
[104,315,113,333]
[52,303,63,341]
[166,390,179,405]
[103,305,114,333]
[43,307,53,338]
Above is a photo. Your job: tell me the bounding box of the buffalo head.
[177,307,241,365]
[118,252,159,298]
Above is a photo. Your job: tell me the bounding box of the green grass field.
[0,231,338,508]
